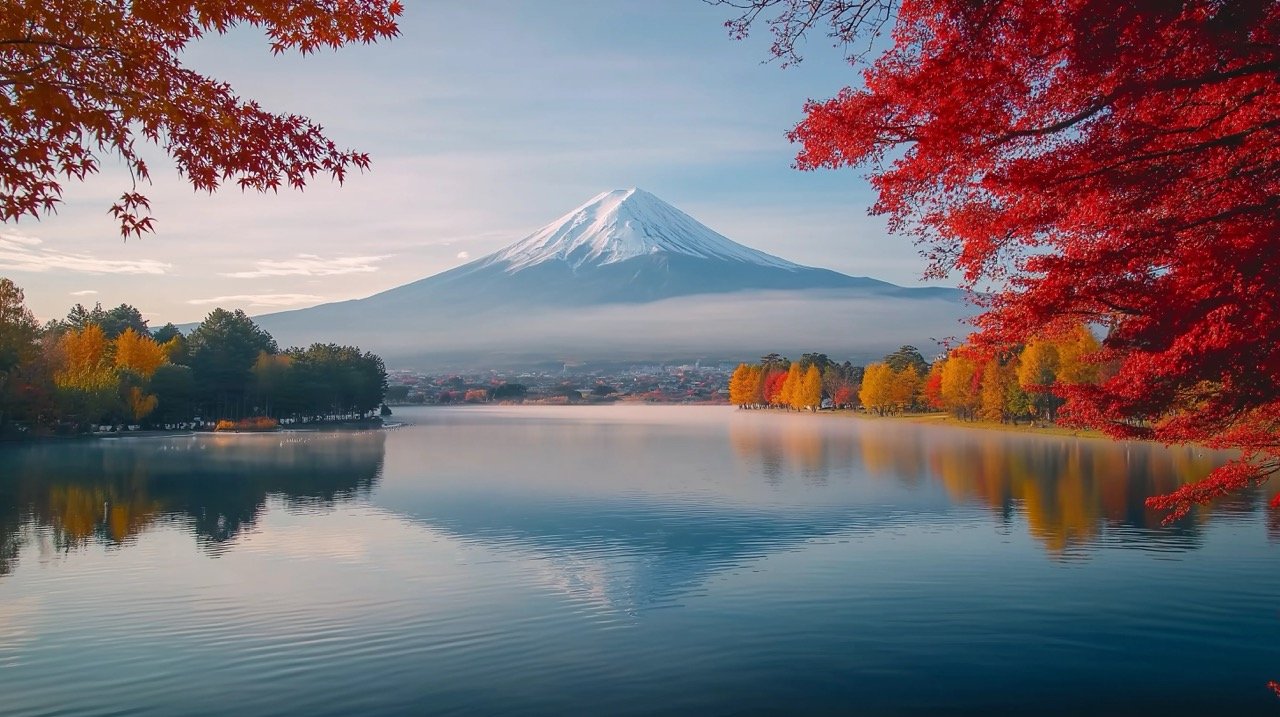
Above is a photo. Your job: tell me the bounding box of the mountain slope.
[250,189,973,367]
[489,188,804,271]
[346,187,894,310]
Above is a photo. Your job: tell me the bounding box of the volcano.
[250,189,973,368]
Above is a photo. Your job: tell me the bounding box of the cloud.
[0,231,170,275]
[69,289,99,296]
[221,254,390,279]
[456,251,470,260]
[186,294,325,308]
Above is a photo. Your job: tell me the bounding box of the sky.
[2,0,946,325]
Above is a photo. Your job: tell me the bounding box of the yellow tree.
[889,365,921,413]
[56,324,115,390]
[54,324,119,424]
[794,364,823,411]
[114,328,167,378]
[859,362,895,416]
[1056,323,1102,386]
[127,387,158,422]
[779,363,803,410]
[159,335,187,365]
[940,349,981,420]
[729,363,751,407]
[979,358,1017,423]
[744,365,763,408]
[1017,339,1063,421]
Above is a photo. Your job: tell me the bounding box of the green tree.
[0,278,38,376]
[0,278,40,429]
[151,323,183,344]
[149,364,196,425]
[52,302,149,339]
[286,343,386,419]
[187,309,278,419]
[491,383,528,401]
[798,352,832,372]
[884,345,928,375]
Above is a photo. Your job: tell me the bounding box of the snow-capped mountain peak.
[486,188,805,273]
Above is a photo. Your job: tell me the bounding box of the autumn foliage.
[214,416,279,432]
[0,0,402,235]
[731,353,864,411]
[720,0,1280,518]
[0,277,388,433]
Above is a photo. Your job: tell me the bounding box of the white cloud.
[186,294,325,307]
[69,289,99,296]
[456,251,470,260]
[221,254,390,279]
[0,231,170,275]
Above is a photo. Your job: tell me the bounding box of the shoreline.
[0,417,389,445]
[742,406,1234,453]
[738,406,1151,444]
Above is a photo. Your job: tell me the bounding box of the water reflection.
[0,408,1268,579]
[730,414,1263,555]
[0,431,385,575]
[363,406,1267,617]
[2,407,1279,716]
[385,491,923,614]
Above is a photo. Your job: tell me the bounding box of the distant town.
[384,363,736,405]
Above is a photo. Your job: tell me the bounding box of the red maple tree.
[0,0,402,236]
[764,370,789,406]
[718,0,1280,520]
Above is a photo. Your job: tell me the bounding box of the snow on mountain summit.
[486,188,806,273]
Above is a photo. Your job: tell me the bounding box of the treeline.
[0,278,387,435]
[728,351,870,411]
[920,324,1100,423]
[729,325,1103,424]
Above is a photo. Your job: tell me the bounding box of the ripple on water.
[0,406,1277,716]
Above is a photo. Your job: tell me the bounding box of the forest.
[729,323,1102,424]
[0,277,387,436]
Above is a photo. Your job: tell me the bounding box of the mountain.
[334,188,907,310]
[251,188,974,368]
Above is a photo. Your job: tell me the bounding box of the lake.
[1,405,1277,715]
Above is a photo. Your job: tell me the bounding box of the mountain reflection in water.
[2,406,1278,717]
[0,408,1264,580]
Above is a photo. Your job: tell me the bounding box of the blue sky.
[2,0,944,324]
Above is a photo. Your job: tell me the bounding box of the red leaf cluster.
[0,0,402,236]
[762,0,1280,518]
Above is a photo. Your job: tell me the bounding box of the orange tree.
[0,0,402,236]
[716,0,1280,520]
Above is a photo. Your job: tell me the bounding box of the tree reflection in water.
[0,430,385,576]
[729,415,1269,556]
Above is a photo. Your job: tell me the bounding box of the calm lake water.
[1,405,1278,715]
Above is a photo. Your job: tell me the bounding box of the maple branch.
[1168,195,1280,234]
[1048,116,1280,186]
[0,37,109,54]
[997,58,1280,144]
[708,0,898,64]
